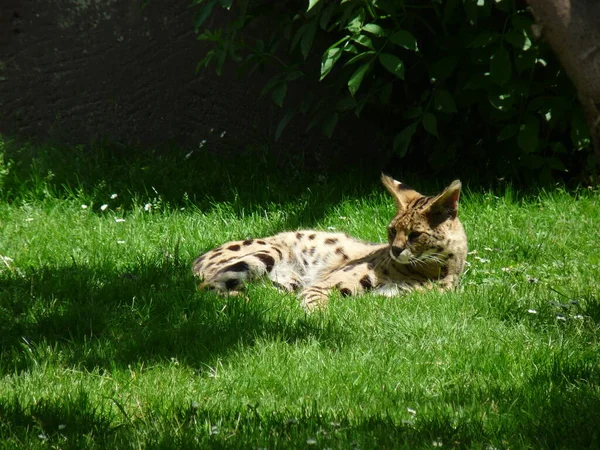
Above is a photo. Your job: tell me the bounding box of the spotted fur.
[193,175,467,310]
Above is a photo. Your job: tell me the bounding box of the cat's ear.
[381,174,421,211]
[428,180,462,220]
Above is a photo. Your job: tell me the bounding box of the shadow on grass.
[0,140,384,229]
[2,382,599,449]
[0,260,346,372]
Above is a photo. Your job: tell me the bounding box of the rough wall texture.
[0,0,372,158]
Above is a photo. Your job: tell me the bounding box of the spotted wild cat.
[193,175,467,310]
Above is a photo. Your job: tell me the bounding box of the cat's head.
[381,175,466,266]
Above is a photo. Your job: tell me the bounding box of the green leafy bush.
[194,0,593,181]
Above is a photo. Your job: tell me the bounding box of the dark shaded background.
[0,0,373,163]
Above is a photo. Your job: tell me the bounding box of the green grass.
[1,142,599,449]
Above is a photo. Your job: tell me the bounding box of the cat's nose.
[391,246,405,258]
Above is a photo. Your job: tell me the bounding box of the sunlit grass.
[1,143,599,448]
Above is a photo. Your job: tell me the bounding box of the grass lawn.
[1,143,599,449]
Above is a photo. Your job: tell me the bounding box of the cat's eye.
[408,231,422,241]
[388,227,397,240]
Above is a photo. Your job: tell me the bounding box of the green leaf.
[352,34,374,49]
[464,0,478,24]
[393,122,418,157]
[511,14,533,31]
[422,113,438,137]
[348,62,371,96]
[307,0,321,12]
[196,50,215,72]
[433,89,457,113]
[321,112,339,138]
[271,83,287,107]
[320,3,336,30]
[430,56,457,80]
[379,83,393,104]
[275,109,295,141]
[362,23,386,37]
[402,106,422,119]
[488,90,514,111]
[320,47,342,80]
[467,31,499,48]
[503,30,526,49]
[301,20,318,59]
[285,71,304,81]
[389,30,418,51]
[336,95,357,112]
[497,124,519,142]
[260,74,282,97]
[346,9,365,33]
[490,46,511,86]
[517,115,539,152]
[344,51,376,67]
[378,53,404,79]
[194,0,217,32]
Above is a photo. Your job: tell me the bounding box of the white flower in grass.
[81,204,88,209]
[220,130,227,138]
[100,204,109,211]
[25,217,34,222]
[407,407,417,415]
[58,424,66,430]
[144,203,152,212]
[432,440,443,447]
[117,240,126,244]
[115,218,126,223]
[327,226,336,231]
[527,309,537,314]
[110,193,118,199]
[556,314,567,321]
[306,438,317,445]
[573,314,584,320]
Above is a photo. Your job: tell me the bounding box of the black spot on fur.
[340,288,352,297]
[309,247,316,256]
[309,234,316,240]
[335,247,349,260]
[343,265,354,272]
[325,238,338,245]
[209,252,222,260]
[228,244,241,251]
[243,239,254,246]
[360,275,373,290]
[257,240,266,245]
[223,261,249,272]
[383,268,390,276]
[256,254,275,272]
[296,232,304,239]
[273,247,283,259]
[225,279,240,290]
[448,253,455,259]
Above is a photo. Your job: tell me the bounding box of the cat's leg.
[197,251,280,294]
[300,267,378,311]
